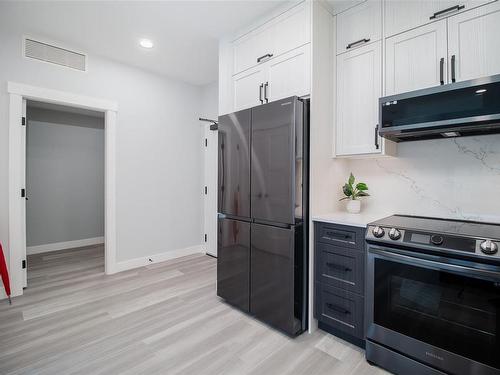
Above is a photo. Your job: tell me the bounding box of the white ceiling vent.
[24,38,87,71]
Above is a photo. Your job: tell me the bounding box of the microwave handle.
[374,125,380,150]
[369,246,500,281]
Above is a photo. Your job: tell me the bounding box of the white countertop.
[312,211,392,228]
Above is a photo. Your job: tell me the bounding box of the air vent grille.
[24,38,86,71]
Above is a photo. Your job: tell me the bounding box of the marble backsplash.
[337,134,500,223]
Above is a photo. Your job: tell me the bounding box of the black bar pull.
[259,83,264,104]
[430,4,465,20]
[326,303,350,315]
[264,82,269,103]
[326,262,352,272]
[374,125,380,150]
[257,53,273,63]
[451,54,456,83]
[439,57,445,85]
[346,38,370,50]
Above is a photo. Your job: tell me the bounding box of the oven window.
[374,259,500,369]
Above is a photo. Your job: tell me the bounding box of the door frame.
[203,123,218,257]
[7,82,118,297]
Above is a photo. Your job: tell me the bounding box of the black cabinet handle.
[451,55,456,83]
[439,57,445,85]
[430,4,464,20]
[346,38,370,50]
[326,262,352,272]
[264,82,269,103]
[259,83,264,104]
[326,303,350,315]
[325,230,351,241]
[257,53,273,63]
[375,124,380,150]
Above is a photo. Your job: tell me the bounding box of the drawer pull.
[257,53,273,63]
[346,38,370,50]
[324,230,352,241]
[326,303,351,315]
[326,262,351,272]
[430,4,464,20]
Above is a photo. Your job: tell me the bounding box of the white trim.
[7,82,118,297]
[26,237,104,255]
[7,82,118,111]
[113,245,206,273]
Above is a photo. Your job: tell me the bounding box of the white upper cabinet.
[233,66,267,112]
[336,41,382,156]
[233,22,274,76]
[232,2,310,76]
[220,1,312,114]
[336,0,382,55]
[448,1,500,82]
[385,20,448,95]
[267,45,311,103]
[385,0,495,37]
[273,3,311,58]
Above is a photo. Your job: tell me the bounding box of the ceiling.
[0,1,291,86]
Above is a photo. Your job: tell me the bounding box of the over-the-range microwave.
[378,74,500,142]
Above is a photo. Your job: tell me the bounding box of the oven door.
[366,245,500,375]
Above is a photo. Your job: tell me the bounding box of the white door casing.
[7,82,118,297]
[203,124,218,257]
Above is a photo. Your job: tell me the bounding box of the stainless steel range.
[365,215,500,375]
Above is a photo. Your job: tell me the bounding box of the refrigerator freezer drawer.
[217,218,250,312]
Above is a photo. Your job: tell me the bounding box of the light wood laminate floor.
[0,246,389,375]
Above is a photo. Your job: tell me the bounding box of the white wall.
[337,136,500,222]
[26,108,104,248]
[0,29,205,267]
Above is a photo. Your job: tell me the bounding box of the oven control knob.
[431,235,444,246]
[372,226,385,238]
[480,240,498,255]
[388,228,401,240]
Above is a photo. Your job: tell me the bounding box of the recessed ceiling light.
[475,88,487,94]
[139,39,154,49]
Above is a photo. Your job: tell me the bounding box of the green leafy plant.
[340,173,370,201]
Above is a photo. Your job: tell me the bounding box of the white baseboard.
[113,245,206,273]
[27,236,105,255]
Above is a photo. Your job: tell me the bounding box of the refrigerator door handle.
[217,213,227,219]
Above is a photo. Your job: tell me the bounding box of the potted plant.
[340,173,369,214]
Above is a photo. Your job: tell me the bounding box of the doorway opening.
[24,101,105,288]
[8,82,118,297]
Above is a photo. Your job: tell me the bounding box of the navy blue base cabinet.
[314,221,366,348]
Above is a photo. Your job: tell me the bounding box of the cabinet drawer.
[315,283,364,339]
[315,243,364,295]
[315,222,365,250]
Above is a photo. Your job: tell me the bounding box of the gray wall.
[26,107,104,247]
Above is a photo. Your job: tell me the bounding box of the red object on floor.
[0,243,12,304]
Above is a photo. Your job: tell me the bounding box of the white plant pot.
[346,199,361,214]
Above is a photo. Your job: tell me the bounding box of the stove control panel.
[367,225,500,260]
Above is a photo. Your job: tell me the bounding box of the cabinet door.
[336,0,382,55]
[232,66,266,111]
[273,2,311,57]
[448,1,500,82]
[384,0,492,37]
[233,22,274,75]
[385,20,448,96]
[266,45,311,102]
[336,41,382,156]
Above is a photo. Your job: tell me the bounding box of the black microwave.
[378,74,500,142]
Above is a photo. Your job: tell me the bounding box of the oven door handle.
[369,247,500,281]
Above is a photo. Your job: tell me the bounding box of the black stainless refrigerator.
[217,96,309,336]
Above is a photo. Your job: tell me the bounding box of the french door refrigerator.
[217,96,309,336]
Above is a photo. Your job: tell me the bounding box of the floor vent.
[24,38,87,71]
